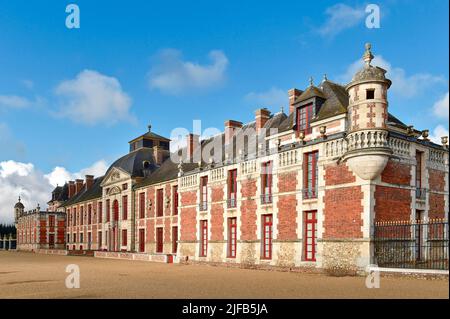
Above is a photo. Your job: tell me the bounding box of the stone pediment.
[101,167,131,187]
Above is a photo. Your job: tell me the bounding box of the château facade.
[14,44,449,273]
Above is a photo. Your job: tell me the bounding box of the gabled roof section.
[297,85,326,102]
[313,81,348,121]
[62,176,104,207]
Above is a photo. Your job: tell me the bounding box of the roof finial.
[323,74,328,82]
[147,123,152,132]
[363,43,374,66]
[309,76,314,87]
[280,105,284,113]
[18,195,21,203]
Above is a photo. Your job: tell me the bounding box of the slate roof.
[105,147,158,178]
[62,176,104,207]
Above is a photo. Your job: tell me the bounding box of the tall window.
[228,217,237,258]
[199,220,208,257]
[416,151,424,199]
[156,227,163,253]
[172,226,178,254]
[139,229,145,253]
[261,161,272,204]
[67,209,70,227]
[80,206,84,225]
[122,229,127,246]
[296,103,313,135]
[98,231,102,248]
[303,211,317,261]
[122,195,128,220]
[106,199,110,222]
[49,215,55,228]
[261,214,272,259]
[139,193,145,219]
[88,205,92,225]
[98,202,103,223]
[227,169,237,208]
[73,208,77,226]
[157,189,164,217]
[172,185,178,215]
[200,176,208,211]
[303,151,319,199]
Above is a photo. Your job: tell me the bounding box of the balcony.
[260,193,272,205]
[227,197,237,209]
[416,188,426,200]
[199,201,208,211]
[302,188,318,200]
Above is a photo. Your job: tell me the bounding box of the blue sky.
[0,0,448,221]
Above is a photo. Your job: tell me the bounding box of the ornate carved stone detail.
[367,103,376,128]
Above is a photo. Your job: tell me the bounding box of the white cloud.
[55,70,134,125]
[22,80,34,89]
[149,49,228,94]
[338,55,446,98]
[317,3,365,37]
[433,92,449,119]
[245,87,287,108]
[0,123,26,157]
[0,160,108,224]
[44,160,108,187]
[429,125,449,144]
[0,95,32,109]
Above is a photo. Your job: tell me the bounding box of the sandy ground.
[0,251,448,299]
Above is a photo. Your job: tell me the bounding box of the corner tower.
[14,196,24,226]
[343,43,392,180]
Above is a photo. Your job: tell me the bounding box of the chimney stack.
[75,179,84,194]
[68,181,75,199]
[224,120,243,145]
[85,175,94,190]
[255,108,271,133]
[186,133,200,162]
[288,88,302,115]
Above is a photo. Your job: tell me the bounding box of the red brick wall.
[323,187,363,238]
[39,220,47,243]
[429,169,445,192]
[240,179,257,240]
[278,172,297,193]
[325,163,355,186]
[429,193,445,219]
[210,186,224,241]
[146,186,155,218]
[381,161,411,186]
[277,194,297,240]
[374,186,411,221]
[180,190,197,241]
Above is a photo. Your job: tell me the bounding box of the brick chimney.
[75,179,84,194]
[225,120,243,145]
[85,175,94,190]
[288,88,303,115]
[68,181,75,199]
[255,108,271,133]
[186,133,200,162]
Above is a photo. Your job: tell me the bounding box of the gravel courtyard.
[0,251,448,299]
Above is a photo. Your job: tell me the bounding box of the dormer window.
[296,103,313,135]
[143,161,150,169]
[366,89,375,100]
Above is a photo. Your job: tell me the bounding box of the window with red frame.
[261,161,272,204]
[122,195,128,220]
[296,103,313,135]
[172,226,178,253]
[106,199,110,222]
[227,217,237,258]
[122,229,127,246]
[227,169,237,208]
[200,176,208,210]
[98,202,103,223]
[67,209,70,226]
[416,151,422,188]
[261,214,272,259]
[139,193,145,219]
[199,220,208,257]
[157,189,164,217]
[49,215,55,228]
[304,211,317,261]
[172,185,178,215]
[88,205,92,224]
[303,151,318,199]
[98,231,102,248]
[156,227,163,253]
[73,208,77,226]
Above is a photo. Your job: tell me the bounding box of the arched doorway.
[110,200,119,251]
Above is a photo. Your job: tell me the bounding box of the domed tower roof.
[348,43,391,88]
[14,197,24,209]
